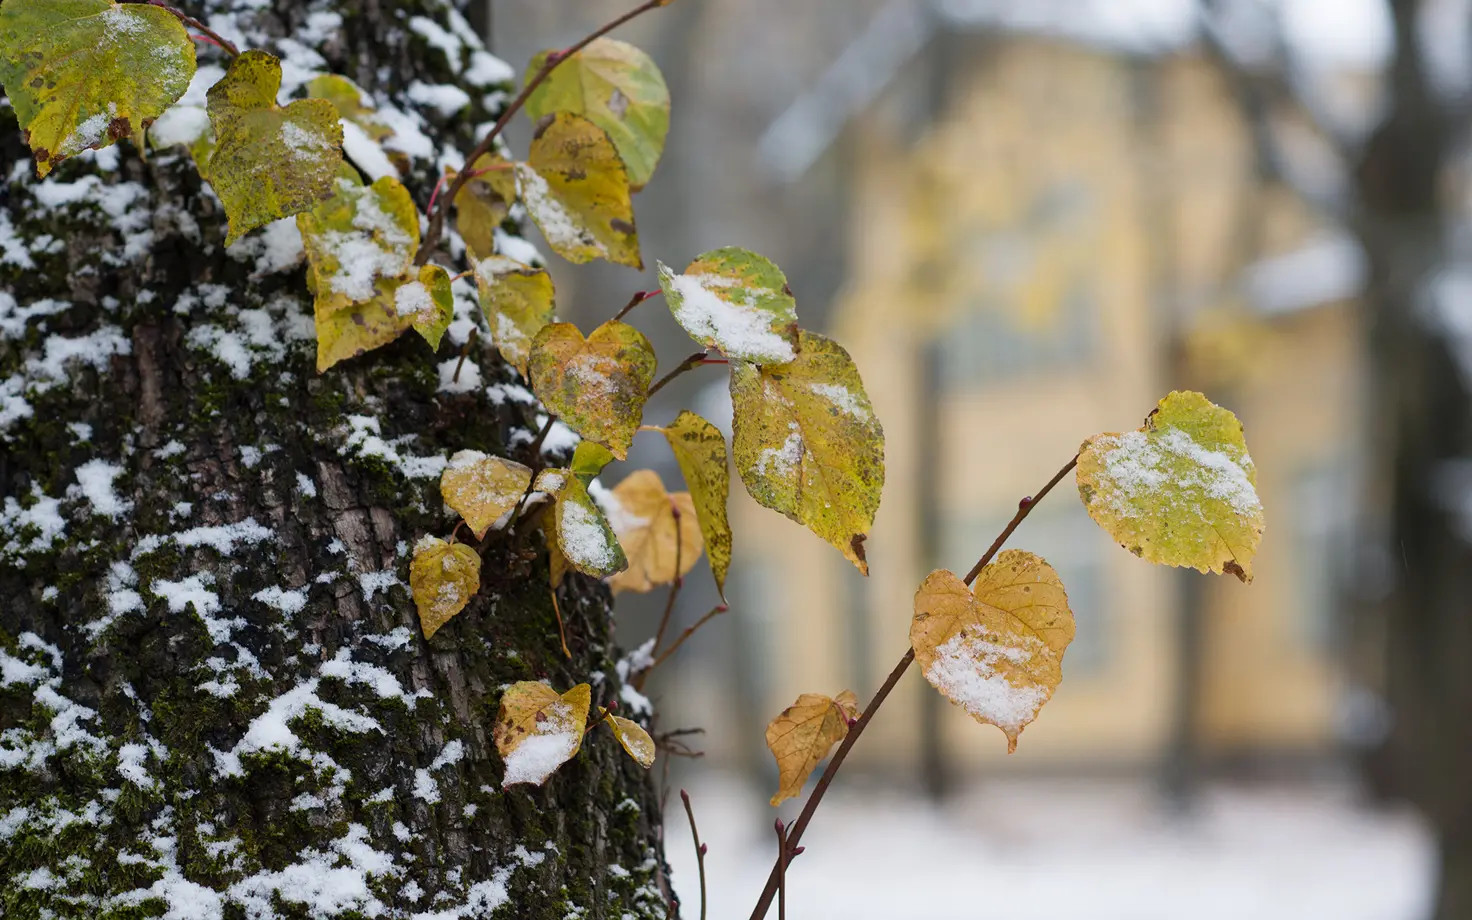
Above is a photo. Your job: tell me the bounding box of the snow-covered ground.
[666,773,1435,920]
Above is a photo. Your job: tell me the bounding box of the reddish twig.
[452,328,479,384]
[647,604,727,673]
[550,589,571,659]
[681,790,709,920]
[775,819,788,920]
[145,1,240,57]
[613,288,661,322]
[647,350,710,398]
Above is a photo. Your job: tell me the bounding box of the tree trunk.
[0,2,668,918]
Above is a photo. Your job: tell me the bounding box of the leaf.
[298,172,420,372]
[524,37,670,190]
[765,690,859,806]
[0,0,195,176]
[657,248,799,364]
[1076,390,1265,582]
[494,681,591,787]
[730,330,885,574]
[570,441,614,483]
[306,73,394,142]
[410,536,482,640]
[603,470,702,594]
[472,255,555,376]
[399,263,455,351]
[528,320,656,459]
[205,50,343,244]
[604,713,656,768]
[515,112,641,268]
[659,411,733,595]
[552,474,627,577]
[453,154,518,260]
[910,553,1074,753]
[441,451,533,540]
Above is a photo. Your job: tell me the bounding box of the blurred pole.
[917,337,949,801]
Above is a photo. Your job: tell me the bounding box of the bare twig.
[647,604,727,673]
[612,289,660,323]
[503,416,558,532]
[452,328,479,385]
[681,790,709,920]
[647,351,710,398]
[145,1,240,57]
[417,0,672,263]
[775,820,787,920]
[550,589,571,658]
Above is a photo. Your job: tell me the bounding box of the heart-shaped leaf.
[515,112,641,268]
[529,320,656,459]
[765,690,859,805]
[441,451,533,539]
[473,255,555,376]
[495,681,591,787]
[602,470,702,594]
[658,248,798,364]
[410,536,482,640]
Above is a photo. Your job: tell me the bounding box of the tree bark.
[0,2,668,918]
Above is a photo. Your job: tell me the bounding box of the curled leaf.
[602,470,702,594]
[473,255,555,376]
[553,475,627,578]
[441,451,533,539]
[529,320,656,459]
[494,681,591,787]
[1076,390,1264,581]
[515,112,641,268]
[660,411,733,595]
[657,248,799,364]
[410,536,482,640]
[399,263,455,351]
[910,552,1074,753]
[604,713,656,768]
[765,690,859,806]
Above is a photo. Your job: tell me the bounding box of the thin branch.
[145,1,240,57]
[613,289,661,323]
[503,416,557,532]
[647,604,727,673]
[681,790,709,920]
[550,589,571,658]
[746,453,1082,920]
[416,0,672,263]
[651,504,684,641]
[775,820,787,920]
[647,351,710,398]
[452,328,479,385]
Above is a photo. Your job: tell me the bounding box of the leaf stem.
[612,288,661,322]
[745,453,1081,920]
[145,1,240,57]
[452,328,479,384]
[550,588,571,658]
[647,350,710,398]
[681,789,709,920]
[416,0,672,264]
[504,416,558,533]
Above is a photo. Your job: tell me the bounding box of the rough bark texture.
[0,2,668,918]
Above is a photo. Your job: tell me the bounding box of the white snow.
[341,119,398,182]
[465,50,514,86]
[437,357,482,393]
[808,381,870,419]
[923,633,1049,732]
[558,497,619,571]
[340,414,447,480]
[72,459,130,518]
[1096,428,1261,519]
[501,701,582,788]
[515,166,586,251]
[662,266,797,363]
[755,425,804,480]
[407,81,473,117]
[252,585,308,615]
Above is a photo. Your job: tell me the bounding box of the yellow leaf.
[910,553,1074,753]
[306,73,395,142]
[473,255,555,377]
[205,50,343,244]
[765,690,859,806]
[494,681,591,787]
[452,153,518,259]
[528,320,656,459]
[297,172,420,372]
[441,451,533,540]
[0,0,195,176]
[553,474,627,577]
[409,536,482,640]
[515,112,641,268]
[548,535,570,589]
[659,411,733,595]
[730,331,885,574]
[1076,390,1265,581]
[604,713,656,768]
[524,37,670,190]
[603,470,702,594]
[657,247,799,364]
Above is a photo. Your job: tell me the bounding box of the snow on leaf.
[204,50,342,244]
[401,263,455,351]
[515,113,641,268]
[764,690,858,806]
[660,410,733,595]
[472,255,555,376]
[409,536,481,640]
[1076,390,1265,581]
[453,154,518,260]
[0,0,195,176]
[495,681,591,787]
[658,248,799,364]
[552,474,627,578]
[523,37,670,190]
[440,451,532,540]
[528,320,656,459]
[603,470,701,594]
[603,713,655,769]
[910,554,1074,753]
[730,330,884,574]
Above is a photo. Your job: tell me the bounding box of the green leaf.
[552,474,627,577]
[472,255,555,377]
[205,50,343,244]
[410,536,482,639]
[1076,390,1265,582]
[515,112,641,268]
[528,320,657,460]
[657,248,799,364]
[730,330,885,574]
[399,263,455,351]
[0,0,196,176]
[570,441,614,483]
[660,410,733,595]
[298,172,420,372]
[453,154,518,260]
[524,37,670,190]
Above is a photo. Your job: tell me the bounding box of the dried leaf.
[0,0,195,176]
[529,320,656,459]
[452,153,518,259]
[604,713,656,768]
[730,331,884,574]
[910,553,1074,753]
[552,474,627,577]
[473,255,554,376]
[494,681,591,787]
[660,411,733,595]
[441,451,533,539]
[524,37,670,190]
[657,248,799,364]
[515,112,641,268]
[603,470,702,594]
[765,690,859,806]
[205,50,342,244]
[410,536,482,640]
[1076,390,1265,581]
